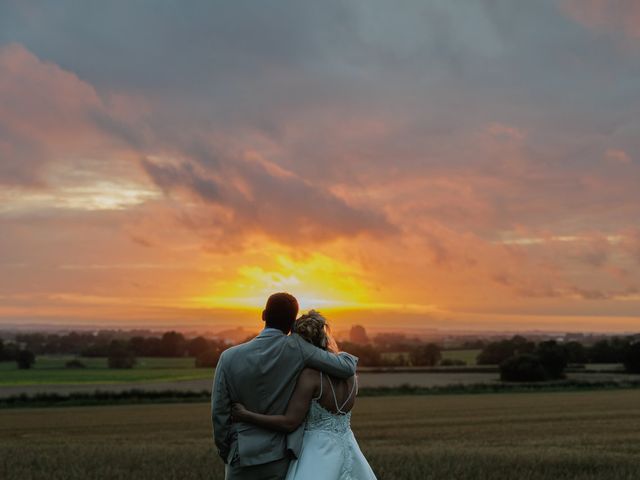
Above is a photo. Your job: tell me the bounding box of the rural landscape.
[2,327,640,479]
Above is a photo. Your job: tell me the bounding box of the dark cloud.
[140,155,394,245]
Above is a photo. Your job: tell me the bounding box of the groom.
[212,292,358,480]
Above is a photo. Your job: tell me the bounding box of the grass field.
[381,349,481,366]
[0,356,210,385]
[2,390,640,479]
[441,349,480,365]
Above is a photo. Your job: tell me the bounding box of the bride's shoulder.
[299,367,320,379]
[298,367,322,388]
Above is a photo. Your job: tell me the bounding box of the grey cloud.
[141,155,394,244]
[88,110,146,149]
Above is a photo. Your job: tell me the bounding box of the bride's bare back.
[312,368,357,414]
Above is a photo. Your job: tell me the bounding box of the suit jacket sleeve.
[294,334,358,378]
[211,355,232,462]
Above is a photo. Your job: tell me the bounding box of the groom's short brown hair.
[263,292,299,333]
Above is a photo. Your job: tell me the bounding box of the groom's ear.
[261,309,267,323]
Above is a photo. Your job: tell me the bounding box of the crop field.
[2,389,640,480]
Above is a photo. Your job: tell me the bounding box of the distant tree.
[565,341,588,364]
[187,336,210,357]
[133,337,163,357]
[16,349,36,369]
[196,349,222,368]
[397,354,410,367]
[440,358,467,367]
[623,342,640,374]
[107,341,136,369]
[511,335,537,354]
[195,341,228,368]
[349,325,370,345]
[409,343,442,367]
[536,341,568,379]
[461,340,486,350]
[130,336,150,356]
[588,338,630,363]
[477,336,535,365]
[500,354,547,382]
[380,353,409,367]
[0,341,18,361]
[159,331,186,357]
[65,359,87,369]
[338,342,382,367]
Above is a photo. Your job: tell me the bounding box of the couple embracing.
[212,292,377,480]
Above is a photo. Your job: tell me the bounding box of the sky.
[0,1,639,333]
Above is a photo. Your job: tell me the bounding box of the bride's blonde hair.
[293,310,338,353]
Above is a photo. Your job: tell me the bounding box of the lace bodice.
[305,399,352,434]
[287,373,375,480]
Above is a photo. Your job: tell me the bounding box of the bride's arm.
[232,368,318,433]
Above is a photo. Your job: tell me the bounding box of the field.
[441,349,480,365]
[382,349,480,365]
[2,390,640,479]
[0,356,210,385]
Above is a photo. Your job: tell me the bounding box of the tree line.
[3,330,639,375]
[475,335,640,381]
[0,332,229,370]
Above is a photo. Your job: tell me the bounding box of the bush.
[186,336,210,357]
[587,338,629,363]
[564,341,588,364]
[623,342,640,374]
[440,358,467,367]
[536,341,568,379]
[159,331,187,357]
[107,341,136,369]
[500,354,547,382]
[16,350,36,369]
[195,348,223,368]
[409,344,442,367]
[380,354,409,367]
[338,342,382,366]
[477,336,535,365]
[65,359,87,369]
[0,341,18,361]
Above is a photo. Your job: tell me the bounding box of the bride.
[232,310,377,480]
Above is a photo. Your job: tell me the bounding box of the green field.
[441,349,480,365]
[2,390,640,479]
[381,349,480,365]
[0,356,210,385]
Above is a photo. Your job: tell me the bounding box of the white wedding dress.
[285,372,377,480]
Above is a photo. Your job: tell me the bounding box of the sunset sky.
[1,1,639,333]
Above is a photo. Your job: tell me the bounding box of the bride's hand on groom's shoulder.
[231,402,248,422]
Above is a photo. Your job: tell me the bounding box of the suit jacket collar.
[257,327,286,339]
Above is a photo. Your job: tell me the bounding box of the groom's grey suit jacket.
[212,329,358,468]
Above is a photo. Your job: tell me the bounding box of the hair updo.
[293,310,338,353]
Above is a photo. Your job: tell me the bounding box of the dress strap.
[328,375,341,412]
[313,371,323,401]
[338,375,358,413]
[326,375,358,414]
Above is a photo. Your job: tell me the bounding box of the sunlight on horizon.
[193,253,381,312]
